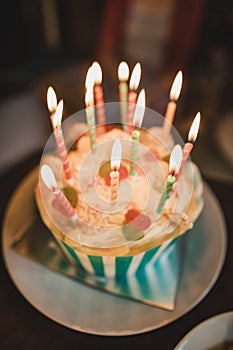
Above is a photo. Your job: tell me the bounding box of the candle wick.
[188,138,195,145]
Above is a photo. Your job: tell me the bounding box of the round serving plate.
[2,167,227,336]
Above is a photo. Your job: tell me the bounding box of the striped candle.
[92,61,106,129]
[130,89,145,176]
[110,139,122,201]
[128,63,141,134]
[51,100,73,184]
[130,130,140,176]
[156,174,175,216]
[41,165,77,220]
[179,112,201,176]
[110,170,120,201]
[118,61,129,130]
[156,145,182,216]
[85,85,97,151]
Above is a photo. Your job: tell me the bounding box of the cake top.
[38,122,202,252]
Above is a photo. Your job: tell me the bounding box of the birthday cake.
[35,63,204,280]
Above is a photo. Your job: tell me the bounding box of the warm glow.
[118,61,129,81]
[85,66,95,90]
[111,139,122,171]
[52,100,63,129]
[47,86,57,113]
[188,112,201,143]
[133,89,146,128]
[169,144,183,174]
[129,62,141,90]
[92,61,102,84]
[85,85,94,107]
[170,71,183,101]
[41,164,57,189]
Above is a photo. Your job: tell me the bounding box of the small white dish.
[174,311,233,350]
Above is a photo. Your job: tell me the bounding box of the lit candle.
[118,61,129,130]
[162,71,183,140]
[47,86,57,121]
[85,65,95,90]
[92,61,106,129]
[130,89,146,176]
[85,83,96,151]
[41,164,77,220]
[179,112,201,175]
[51,100,74,185]
[128,62,141,133]
[110,139,122,201]
[156,145,182,216]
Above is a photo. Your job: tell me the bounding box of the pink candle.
[51,100,74,185]
[162,71,183,141]
[128,63,141,134]
[92,61,106,129]
[179,112,201,175]
[41,165,77,219]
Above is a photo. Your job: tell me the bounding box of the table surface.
[0,152,232,350]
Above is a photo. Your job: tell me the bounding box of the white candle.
[85,83,97,151]
[92,61,106,130]
[110,139,122,201]
[41,165,77,219]
[130,89,146,176]
[118,61,129,130]
[128,62,141,134]
[51,100,74,185]
[162,71,183,140]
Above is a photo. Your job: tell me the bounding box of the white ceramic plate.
[2,168,227,336]
[174,311,233,349]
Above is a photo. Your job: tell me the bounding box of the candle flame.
[129,62,141,90]
[47,86,57,113]
[85,66,95,90]
[188,112,201,143]
[170,70,183,101]
[92,61,102,84]
[118,61,129,81]
[169,144,183,174]
[133,88,146,128]
[41,164,57,189]
[85,85,94,107]
[111,139,122,170]
[52,100,63,128]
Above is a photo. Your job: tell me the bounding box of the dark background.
[0,0,232,179]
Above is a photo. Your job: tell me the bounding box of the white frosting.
[39,124,202,249]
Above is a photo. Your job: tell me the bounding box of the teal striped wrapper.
[60,238,176,280]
